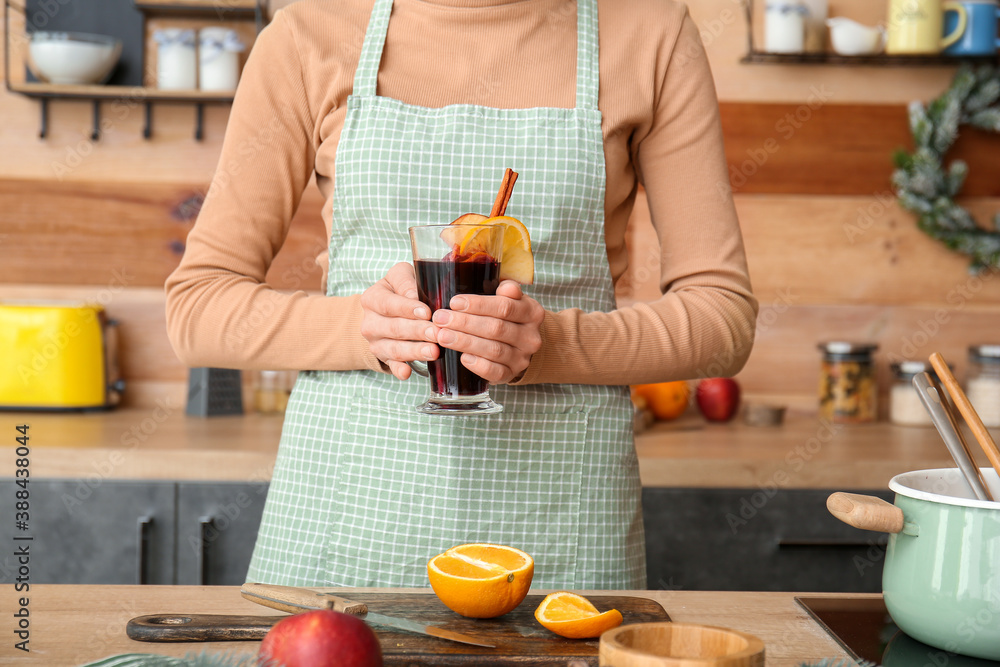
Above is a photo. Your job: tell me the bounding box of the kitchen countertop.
[2,407,988,489]
[1,585,860,666]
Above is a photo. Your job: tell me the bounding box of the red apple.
[259,609,383,667]
[695,378,741,422]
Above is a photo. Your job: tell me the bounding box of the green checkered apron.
[246,0,644,590]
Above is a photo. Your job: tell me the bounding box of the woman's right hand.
[359,262,439,380]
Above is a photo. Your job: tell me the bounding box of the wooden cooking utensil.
[929,352,1000,485]
[913,372,994,501]
[599,622,765,666]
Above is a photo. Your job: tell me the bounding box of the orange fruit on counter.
[427,543,534,618]
[631,381,690,421]
[534,591,623,639]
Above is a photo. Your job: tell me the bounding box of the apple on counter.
[695,378,741,422]
[259,609,383,667]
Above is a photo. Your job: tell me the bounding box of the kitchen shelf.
[740,0,1000,67]
[133,0,260,20]
[8,81,236,102]
[3,0,267,140]
[742,50,1000,67]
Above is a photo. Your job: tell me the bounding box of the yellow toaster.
[0,302,123,411]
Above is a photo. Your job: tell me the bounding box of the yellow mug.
[886,0,968,53]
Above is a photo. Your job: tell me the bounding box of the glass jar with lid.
[967,345,1000,428]
[198,28,245,92]
[154,28,197,90]
[765,0,807,53]
[818,342,878,423]
[889,360,937,427]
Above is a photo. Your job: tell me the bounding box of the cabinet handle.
[137,516,153,585]
[198,516,215,586]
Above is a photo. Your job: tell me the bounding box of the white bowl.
[28,32,122,85]
[826,17,885,56]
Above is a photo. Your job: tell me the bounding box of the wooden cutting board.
[129,592,670,666]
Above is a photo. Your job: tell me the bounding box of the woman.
[165,0,758,590]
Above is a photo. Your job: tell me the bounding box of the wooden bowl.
[599,622,765,666]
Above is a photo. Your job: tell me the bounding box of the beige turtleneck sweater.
[165,0,758,385]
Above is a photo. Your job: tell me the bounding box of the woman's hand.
[431,280,544,385]
[360,262,439,380]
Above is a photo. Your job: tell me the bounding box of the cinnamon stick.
[490,168,518,217]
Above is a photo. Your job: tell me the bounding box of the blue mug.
[944,0,1000,55]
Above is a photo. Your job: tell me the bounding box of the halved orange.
[534,591,623,639]
[427,543,534,618]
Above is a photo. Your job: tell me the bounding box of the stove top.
[795,597,1000,667]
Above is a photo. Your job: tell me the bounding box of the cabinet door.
[176,482,268,585]
[643,487,895,592]
[0,479,176,585]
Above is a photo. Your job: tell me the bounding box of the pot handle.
[827,492,904,534]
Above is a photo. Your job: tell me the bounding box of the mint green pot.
[882,627,1000,667]
[881,468,1000,661]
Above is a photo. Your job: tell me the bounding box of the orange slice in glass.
[482,215,534,285]
[427,543,534,618]
[445,214,534,284]
[534,591,624,639]
[440,213,488,251]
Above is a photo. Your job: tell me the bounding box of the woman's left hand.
[431,280,544,384]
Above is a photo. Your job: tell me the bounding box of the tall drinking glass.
[408,224,505,415]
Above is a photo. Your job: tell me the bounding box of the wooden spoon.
[929,352,1000,488]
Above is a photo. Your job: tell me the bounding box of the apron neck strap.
[352,0,599,111]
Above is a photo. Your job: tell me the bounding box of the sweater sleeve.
[164,11,383,373]
[512,10,758,386]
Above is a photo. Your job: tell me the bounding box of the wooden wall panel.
[617,190,1000,307]
[10,176,1000,307]
[0,177,326,290]
[720,103,1000,197]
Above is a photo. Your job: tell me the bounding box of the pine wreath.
[892,64,1000,272]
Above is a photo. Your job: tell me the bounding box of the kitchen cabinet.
[175,481,268,585]
[0,479,265,585]
[643,487,895,593]
[0,480,176,585]
[4,476,897,592]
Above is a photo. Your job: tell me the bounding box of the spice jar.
[154,29,197,90]
[818,342,878,423]
[889,360,936,427]
[254,370,292,414]
[198,27,245,92]
[967,345,1000,428]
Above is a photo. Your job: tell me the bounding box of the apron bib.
[247,0,645,589]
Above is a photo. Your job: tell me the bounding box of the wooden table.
[0,586,861,666]
[2,407,984,489]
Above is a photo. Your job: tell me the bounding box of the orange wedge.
[482,215,534,285]
[534,591,624,639]
[427,543,534,618]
